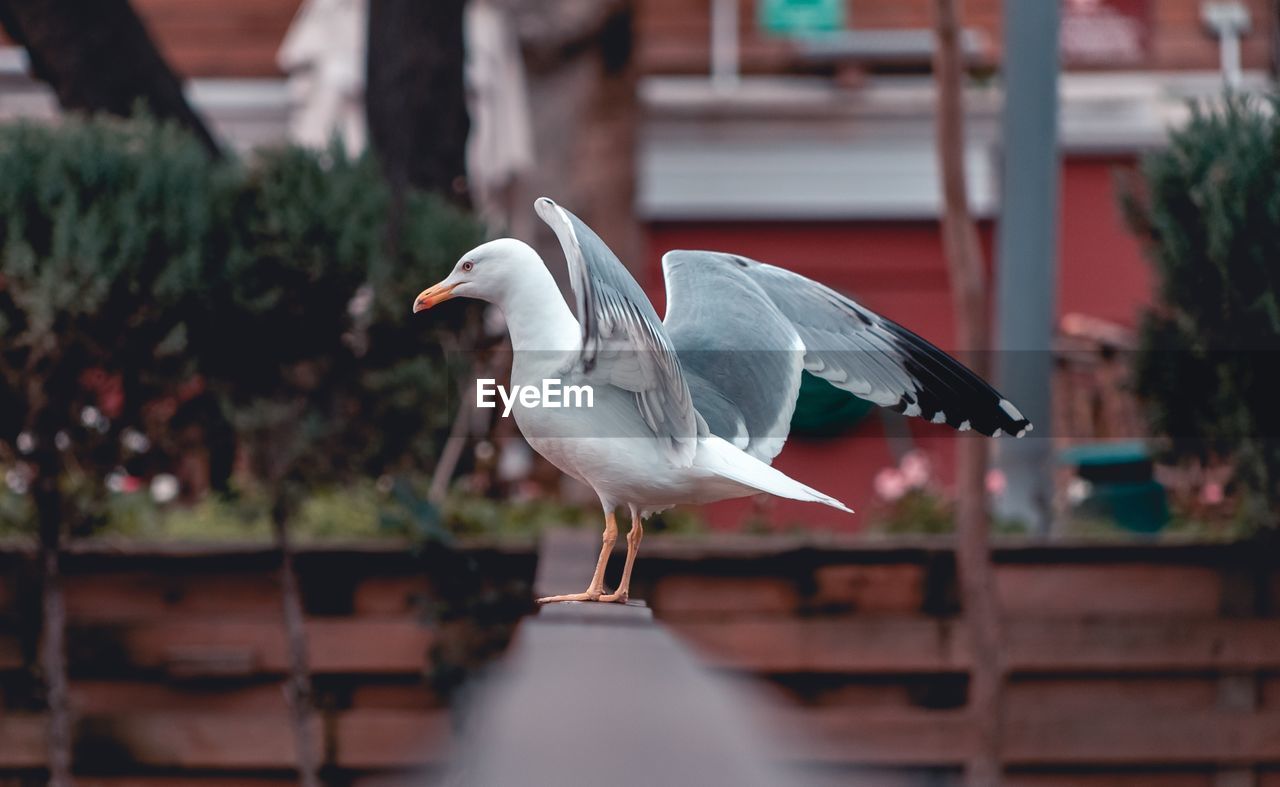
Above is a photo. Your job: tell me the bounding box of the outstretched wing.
[535,198,702,466]
[662,251,805,463]
[663,250,1032,442]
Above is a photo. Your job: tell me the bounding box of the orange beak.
[413,282,457,313]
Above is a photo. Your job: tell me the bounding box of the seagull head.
[413,238,543,313]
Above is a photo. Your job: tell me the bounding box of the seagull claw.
[535,589,604,604]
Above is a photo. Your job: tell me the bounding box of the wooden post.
[930,1,1005,785]
[271,496,320,787]
[448,528,793,786]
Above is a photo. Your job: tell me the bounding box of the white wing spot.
[904,403,921,417]
[931,411,946,424]
[1015,427,1028,438]
[999,399,1024,422]
[958,420,971,432]
[992,428,1004,438]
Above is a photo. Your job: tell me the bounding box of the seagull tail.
[699,436,854,514]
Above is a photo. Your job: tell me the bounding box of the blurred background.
[1,0,1279,785]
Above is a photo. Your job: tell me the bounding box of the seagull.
[414,198,1031,604]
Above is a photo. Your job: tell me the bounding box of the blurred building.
[630,0,1274,529]
[0,0,1274,528]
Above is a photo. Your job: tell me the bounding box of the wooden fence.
[1,534,1277,785]
[635,534,1280,786]
[0,540,536,786]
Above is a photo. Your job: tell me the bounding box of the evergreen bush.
[1126,95,1280,523]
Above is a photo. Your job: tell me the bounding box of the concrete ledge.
[442,528,792,786]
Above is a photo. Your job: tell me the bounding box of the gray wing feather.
[535,198,702,466]
[735,256,1032,437]
[661,251,805,463]
[662,250,1032,442]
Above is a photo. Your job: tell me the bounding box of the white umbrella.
[278,0,368,154]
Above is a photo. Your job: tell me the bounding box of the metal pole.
[994,0,1061,535]
[1220,29,1241,87]
[711,0,740,91]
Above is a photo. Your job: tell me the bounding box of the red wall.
[1057,156,1153,327]
[643,156,1153,531]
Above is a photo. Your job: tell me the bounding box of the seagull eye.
[461,261,474,272]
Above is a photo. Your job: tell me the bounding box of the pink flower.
[985,468,1007,497]
[900,451,931,488]
[1200,482,1224,505]
[875,468,909,501]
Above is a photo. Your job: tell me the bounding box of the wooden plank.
[64,572,281,621]
[768,708,973,765]
[72,680,289,714]
[2,711,452,770]
[332,709,451,768]
[1004,776,1212,787]
[134,0,299,14]
[349,775,442,787]
[74,713,319,769]
[0,632,22,671]
[651,576,800,616]
[0,534,1260,566]
[73,619,431,676]
[1262,675,1280,709]
[798,675,1221,716]
[1007,676,1219,715]
[12,708,1277,772]
[353,575,430,616]
[673,618,1280,673]
[0,714,46,768]
[1005,711,1280,766]
[775,708,1280,766]
[810,564,925,613]
[79,779,291,786]
[997,564,1222,616]
[672,618,965,673]
[349,683,442,711]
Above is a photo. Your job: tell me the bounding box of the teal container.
[789,371,874,437]
[1060,442,1170,534]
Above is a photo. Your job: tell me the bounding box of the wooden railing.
[1,534,1276,785]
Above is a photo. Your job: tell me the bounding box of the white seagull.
[414,198,1030,604]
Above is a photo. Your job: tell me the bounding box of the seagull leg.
[600,508,643,603]
[536,511,617,603]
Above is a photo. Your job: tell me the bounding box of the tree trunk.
[0,0,220,158]
[272,495,320,787]
[32,449,72,787]
[366,0,470,207]
[931,1,1005,785]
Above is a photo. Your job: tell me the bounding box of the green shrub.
[190,143,483,492]
[0,117,484,539]
[1125,95,1280,524]
[0,115,232,534]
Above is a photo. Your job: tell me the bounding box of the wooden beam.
[673,618,1280,673]
[7,706,1275,771]
[772,708,1280,766]
[69,619,431,677]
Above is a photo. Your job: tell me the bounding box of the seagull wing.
[662,250,1032,444]
[661,251,805,463]
[535,198,703,467]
